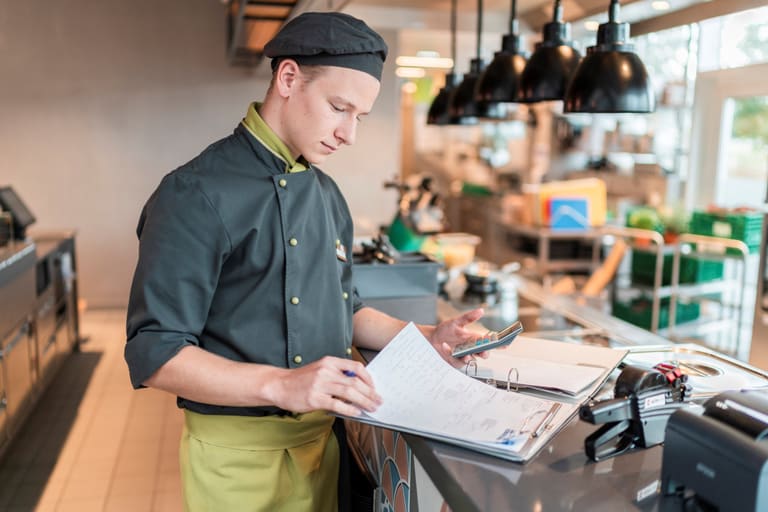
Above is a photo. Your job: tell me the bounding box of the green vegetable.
[628,207,662,232]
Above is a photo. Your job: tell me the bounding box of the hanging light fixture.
[564,0,655,113]
[427,0,462,125]
[449,0,488,124]
[518,0,580,103]
[475,0,528,111]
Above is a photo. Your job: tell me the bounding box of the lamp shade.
[518,1,580,103]
[450,59,485,124]
[476,34,528,105]
[564,1,654,113]
[427,73,462,125]
[564,51,654,113]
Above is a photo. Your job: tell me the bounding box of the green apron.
[180,410,338,512]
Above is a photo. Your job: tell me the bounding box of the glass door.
[717,95,768,208]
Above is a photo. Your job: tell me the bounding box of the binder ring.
[465,359,478,377]
[507,367,519,392]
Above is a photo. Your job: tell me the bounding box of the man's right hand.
[266,356,382,417]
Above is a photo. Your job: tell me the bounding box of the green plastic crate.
[612,296,700,330]
[689,210,762,254]
[630,249,724,286]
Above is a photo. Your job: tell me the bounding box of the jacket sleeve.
[124,172,231,389]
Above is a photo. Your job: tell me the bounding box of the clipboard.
[340,323,590,464]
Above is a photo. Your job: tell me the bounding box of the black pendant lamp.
[564,0,655,113]
[449,0,487,124]
[518,0,581,102]
[427,0,462,125]
[475,0,528,109]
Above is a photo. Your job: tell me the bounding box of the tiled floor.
[0,309,184,512]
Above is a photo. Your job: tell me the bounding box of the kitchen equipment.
[357,234,401,265]
[461,261,520,307]
[0,186,36,242]
[353,252,440,325]
[385,176,446,252]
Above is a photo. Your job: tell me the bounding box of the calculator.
[451,321,524,358]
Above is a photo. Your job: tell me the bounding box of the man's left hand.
[423,308,486,368]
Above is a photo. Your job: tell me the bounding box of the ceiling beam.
[631,0,766,37]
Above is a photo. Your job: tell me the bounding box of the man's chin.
[305,153,328,165]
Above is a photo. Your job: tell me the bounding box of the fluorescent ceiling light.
[396,56,454,69]
[396,67,426,78]
[584,20,600,31]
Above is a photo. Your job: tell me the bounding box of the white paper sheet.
[360,323,566,451]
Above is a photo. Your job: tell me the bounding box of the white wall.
[1,1,401,308]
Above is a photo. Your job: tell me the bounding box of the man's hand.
[424,308,486,368]
[267,356,382,417]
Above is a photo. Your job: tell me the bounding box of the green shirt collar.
[241,102,309,173]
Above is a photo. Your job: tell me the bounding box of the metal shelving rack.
[667,233,751,355]
[490,219,604,281]
[603,225,667,332]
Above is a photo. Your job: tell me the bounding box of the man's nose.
[335,118,357,146]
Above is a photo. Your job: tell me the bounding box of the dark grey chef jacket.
[125,124,363,416]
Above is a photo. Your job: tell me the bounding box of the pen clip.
[531,402,562,438]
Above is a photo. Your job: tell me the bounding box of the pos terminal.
[661,390,768,512]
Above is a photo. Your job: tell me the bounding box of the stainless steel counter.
[0,233,81,459]
[0,242,36,340]
[347,275,768,511]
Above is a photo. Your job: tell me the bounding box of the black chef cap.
[264,12,388,81]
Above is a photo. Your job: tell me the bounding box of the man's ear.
[274,59,301,98]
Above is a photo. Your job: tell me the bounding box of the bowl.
[425,233,481,268]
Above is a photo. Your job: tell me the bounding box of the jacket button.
[346,347,352,355]
[290,297,300,305]
[293,355,303,364]
[278,179,287,188]
[342,292,349,300]
[289,238,298,247]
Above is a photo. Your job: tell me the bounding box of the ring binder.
[349,324,625,463]
[464,361,522,392]
[507,367,519,392]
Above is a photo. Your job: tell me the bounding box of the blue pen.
[343,370,357,378]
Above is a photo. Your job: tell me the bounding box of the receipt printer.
[661,390,768,511]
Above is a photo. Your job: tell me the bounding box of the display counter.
[0,241,36,447]
[0,231,81,458]
[345,275,768,511]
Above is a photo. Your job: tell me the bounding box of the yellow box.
[525,178,607,227]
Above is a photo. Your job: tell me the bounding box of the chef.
[125,11,483,512]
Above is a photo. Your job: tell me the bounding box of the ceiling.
[347,0,638,31]
[227,0,758,67]
[227,0,644,66]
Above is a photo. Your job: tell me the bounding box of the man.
[125,11,483,512]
